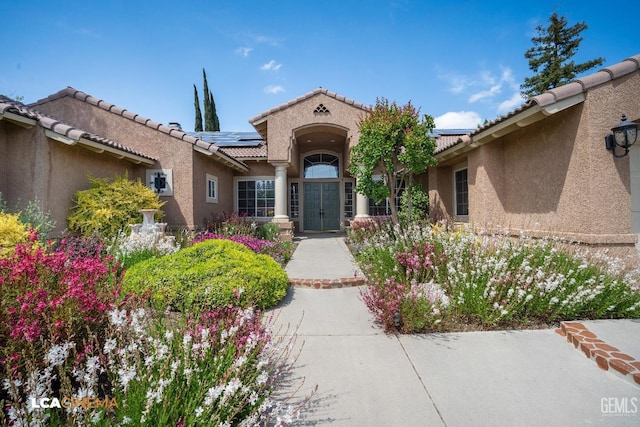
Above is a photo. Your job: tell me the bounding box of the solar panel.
[187,131,263,147]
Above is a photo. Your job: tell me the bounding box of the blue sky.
[2,1,638,132]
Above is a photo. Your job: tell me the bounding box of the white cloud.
[469,84,502,103]
[260,60,282,71]
[437,70,470,94]
[264,85,285,94]
[440,66,519,109]
[235,47,253,57]
[434,111,482,129]
[497,92,526,114]
[246,32,282,47]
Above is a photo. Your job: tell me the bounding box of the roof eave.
[44,129,156,166]
[0,111,37,128]
[436,92,586,161]
[193,145,249,172]
[473,92,585,145]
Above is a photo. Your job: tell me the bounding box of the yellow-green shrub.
[122,239,289,311]
[68,174,164,238]
[0,212,30,257]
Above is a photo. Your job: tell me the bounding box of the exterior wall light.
[605,114,638,158]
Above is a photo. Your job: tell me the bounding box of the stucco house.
[430,53,640,258]
[0,54,638,256]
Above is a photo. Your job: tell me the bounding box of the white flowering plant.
[109,230,179,270]
[1,234,312,426]
[349,220,640,333]
[2,304,312,426]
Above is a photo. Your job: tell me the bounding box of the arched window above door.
[303,153,340,178]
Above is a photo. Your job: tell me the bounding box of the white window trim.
[206,174,218,203]
[453,165,469,219]
[146,168,173,197]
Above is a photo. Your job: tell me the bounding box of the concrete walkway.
[273,235,640,426]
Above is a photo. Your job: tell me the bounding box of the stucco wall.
[191,151,236,227]
[0,122,141,236]
[0,124,6,194]
[428,165,453,220]
[33,96,196,228]
[264,93,365,165]
[431,69,640,245]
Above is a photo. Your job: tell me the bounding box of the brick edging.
[288,277,368,289]
[556,322,640,387]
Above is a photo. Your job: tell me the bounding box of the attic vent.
[314,104,330,114]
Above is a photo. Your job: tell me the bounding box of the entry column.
[272,162,289,221]
[355,182,370,219]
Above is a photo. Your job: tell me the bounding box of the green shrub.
[398,184,429,224]
[204,211,257,236]
[123,239,289,311]
[67,173,164,238]
[259,222,281,241]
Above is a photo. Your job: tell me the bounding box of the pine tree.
[194,84,203,132]
[520,12,604,97]
[202,68,214,131]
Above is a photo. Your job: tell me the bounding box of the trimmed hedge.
[122,239,289,311]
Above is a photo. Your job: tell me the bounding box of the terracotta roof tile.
[219,143,268,159]
[249,87,370,124]
[440,54,640,154]
[0,95,157,162]
[30,87,248,171]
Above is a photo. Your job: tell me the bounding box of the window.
[455,168,469,216]
[237,179,275,217]
[146,169,173,196]
[206,174,218,203]
[289,182,300,219]
[303,153,339,179]
[344,181,354,218]
[367,178,405,216]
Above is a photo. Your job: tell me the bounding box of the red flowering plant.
[0,230,123,368]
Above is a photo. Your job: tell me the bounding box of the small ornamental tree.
[348,98,437,223]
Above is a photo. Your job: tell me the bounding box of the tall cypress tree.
[210,91,220,131]
[194,84,203,132]
[203,68,214,131]
[520,12,604,97]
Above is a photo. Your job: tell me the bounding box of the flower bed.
[348,220,640,333]
[1,231,309,425]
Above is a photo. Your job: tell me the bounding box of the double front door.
[303,182,340,231]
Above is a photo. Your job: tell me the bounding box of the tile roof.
[218,143,267,159]
[437,54,640,154]
[248,87,370,125]
[186,131,268,160]
[430,129,474,153]
[0,95,157,164]
[30,87,248,172]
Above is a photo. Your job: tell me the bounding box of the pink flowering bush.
[193,232,273,253]
[1,231,312,426]
[0,231,121,355]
